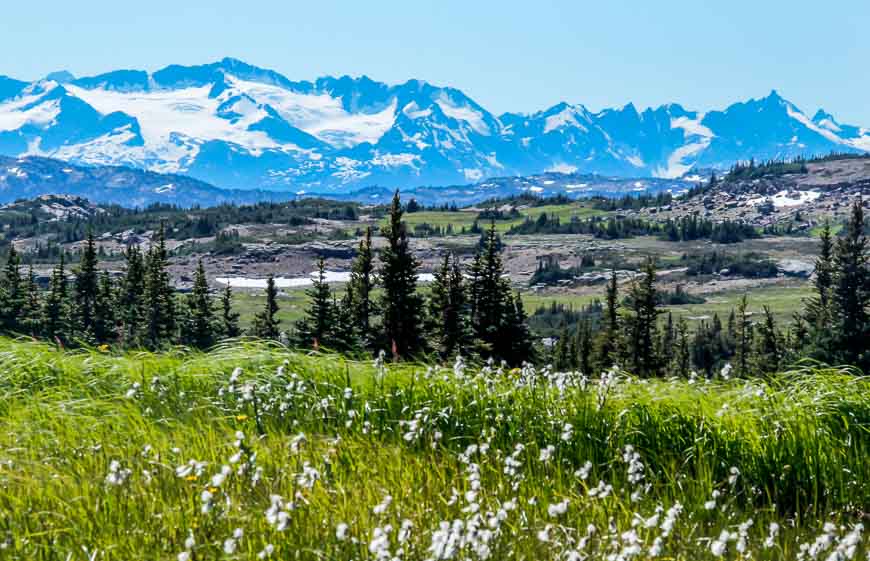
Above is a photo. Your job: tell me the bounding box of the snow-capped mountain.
[0,58,868,192]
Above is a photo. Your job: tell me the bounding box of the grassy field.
[386,202,611,234]
[2,337,869,559]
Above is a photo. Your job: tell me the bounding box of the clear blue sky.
[3,0,869,123]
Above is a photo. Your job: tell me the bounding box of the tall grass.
[1,337,869,559]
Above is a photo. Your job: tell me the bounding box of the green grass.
[231,288,310,329]
[385,203,611,235]
[1,337,869,559]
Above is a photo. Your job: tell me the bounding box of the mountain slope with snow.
[0,58,867,192]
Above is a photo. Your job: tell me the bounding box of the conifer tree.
[252,275,281,340]
[379,191,425,358]
[182,260,216,349]
[804,220,834,356]
[74,229,100,338]
[294,258,334,348]
[143,225,176,348]
[624,258,662,377]
[735,295,753,377]
[504,291,534,366]
[594,271,621,372]
[672,316,691,375]
[427,254,471,359]
[830,201,870,369]
[43,254,69,343]
[117,245,146,346]
[0,246,23,333]
[753,305,781,374]
[93,271,116,343]
[20,266,41,337]
[575,319,594,375]
[348,226,377,347]
[220,284,241,339]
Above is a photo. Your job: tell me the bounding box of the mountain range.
[0,57,868,194]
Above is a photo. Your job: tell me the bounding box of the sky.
[2,0,868,123]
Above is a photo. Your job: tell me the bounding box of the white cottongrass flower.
[257,544,275,559]
[336,523,349,541]
[105,460,132,486]
[372,494,392,516]
[200,489,214,514]
[210,465,232,487]
[764,522,780,548]
[547,499,569,517]
[539,445,555,463]
[575,460,593,480]
[560,423,574,442]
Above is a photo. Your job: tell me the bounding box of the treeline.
[509,212,758,243]
[0,198,363,248]
[0,226,254,349]
[291,193,534,365]
[551,200,870,376]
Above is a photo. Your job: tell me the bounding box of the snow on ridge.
[543,106,588,134]
[785,104,843,144]
[435,93,491,136]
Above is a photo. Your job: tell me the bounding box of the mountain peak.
[45,70,75,84]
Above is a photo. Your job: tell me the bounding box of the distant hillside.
[0,155,694,208]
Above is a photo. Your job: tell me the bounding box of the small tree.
[294,258,334,349]
[753,305,781,374]
[20,266,41,337]
[594,272,621,372]
[252,275,281,340]
[829,201,870,369]
[118,245,146,346]
[219,284,241,338]
[182,260,217,349]
[379,191,426,358]
[74,229,100,338]
[43,254,69,343]
[143,225,176,348]
[93,271,116,343]
[735,295,753,377]
[348,227,377,347]
[624,258,662,377]
[427,254,471,359]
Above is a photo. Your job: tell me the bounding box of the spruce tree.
[427,254,470,359]
[672,316,691,376]
[74,229,100,338]
[735,295,753,377]
[830,201,870,369]
[804,220,834,357]
[118,245,146,346]
[219,284,241,338]
[43,254,69,343]
[753,305,781,374]
[503,292,534,366]
[348,226,377,347]
[143,225,176,348]
[594,271,621,372]
[20,266,41,337]
[93,271,116,343]
[294,258,334,348]
[379,191,425,359]
[624,258,662,377]
[182,260,217,349]
[575,319,594,375]
[252,275,281,340]
[0,246,24,333]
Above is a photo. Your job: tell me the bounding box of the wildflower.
[336,523,349,541]
[105,460,132,486]
[560,422,574,442]
[728,466,740,485]
[763,522,780,548]
[539,445,555,463]
[125,382,141,399]
[547,499,569,517]
[257,544,275,559]
[372,494,392,516]
[235,414,248,421]
[575,460,593,480]
[710,529,733,556]
[200,489,214,514]
[210,465,232,487]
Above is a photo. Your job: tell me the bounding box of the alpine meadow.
[3,2,870,560]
